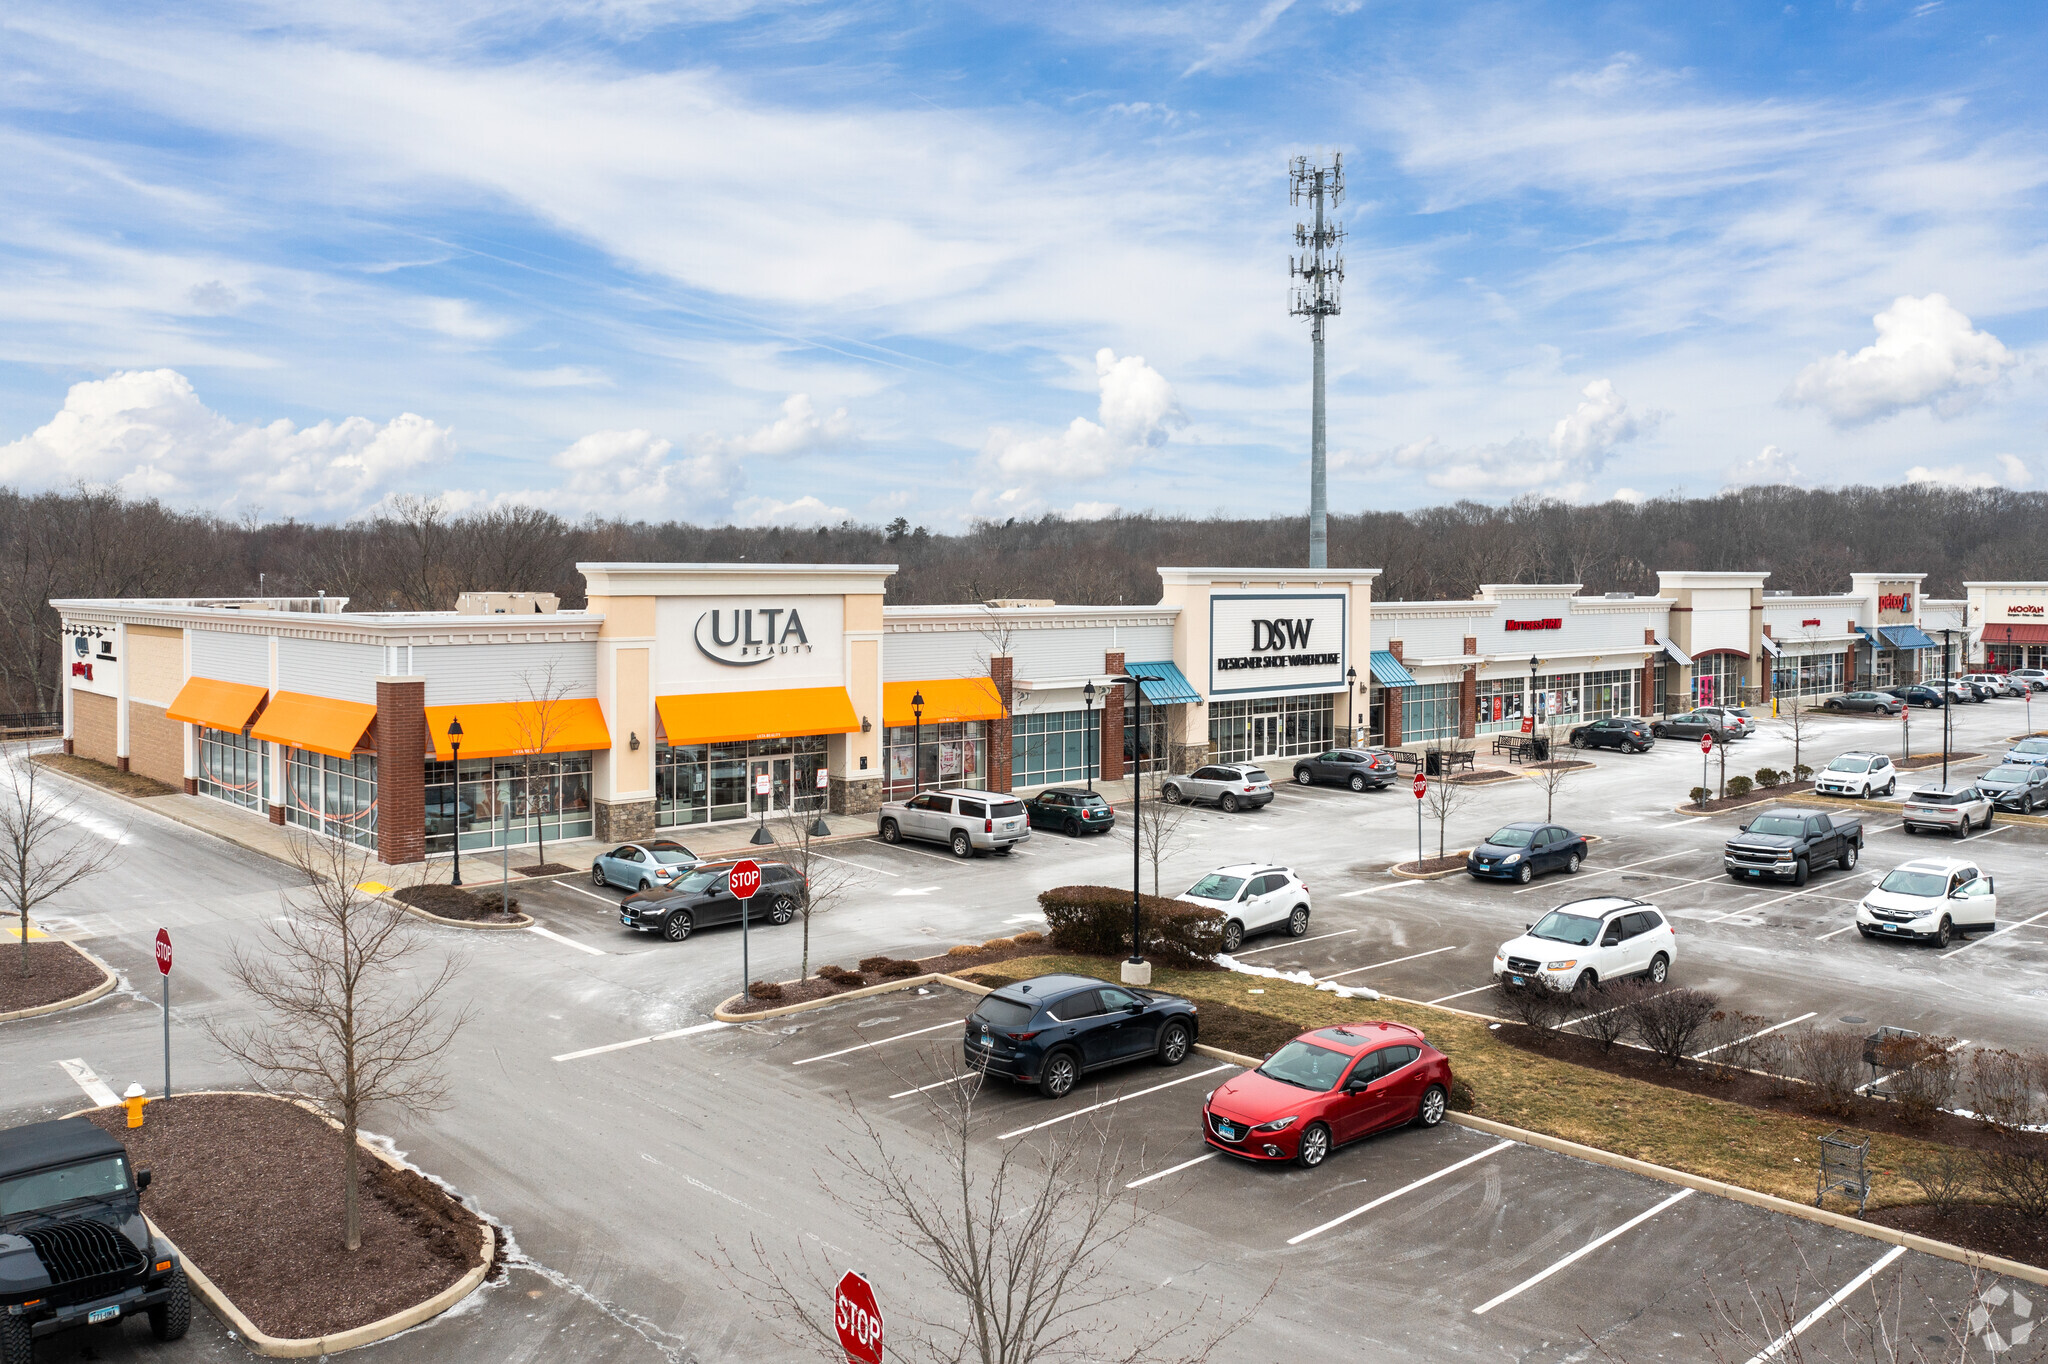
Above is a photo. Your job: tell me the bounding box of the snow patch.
[1218,954,1380,1001]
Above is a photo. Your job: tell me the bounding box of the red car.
[1202,1022,1452,1168]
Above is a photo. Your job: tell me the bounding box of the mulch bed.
[1449,769,1520,785]
[84,1093,483,1339]
[1525,759,1596,772]
[1867,1204,2048,1271]
[31,751,178,797]
[0,940,106,1012]
[1896,752,1980,771]
[1681,780,1814,813]
[515,862,578,877]
[724,937,1065,1014]
[1392,854,1469,875]
[391,884,523,923]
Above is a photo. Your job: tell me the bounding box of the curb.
[0,940,119,1022]
[1390,851,1473,880]
[59,1090,495,1356]
[714,970,992,1021]
[375,891,534,931]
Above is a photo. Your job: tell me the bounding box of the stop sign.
[834,1270,883,1364]
[1699,733,1714,755]
[154,928,172,975]
[727,859,762,901]
[1412,773,1427,800]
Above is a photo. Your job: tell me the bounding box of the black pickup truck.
[1723,809,1864,886]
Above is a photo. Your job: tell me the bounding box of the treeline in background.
[5,482,2043,712]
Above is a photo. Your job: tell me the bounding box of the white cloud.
[1067,500,1121,520]
[734,494,848,526]
[1904,463,1999,491]
[698,393,851,459]
[0,368,450,514]
[1609,487,1646,504]
[1340,379,1659,494]
[1996,453,2030,486]
[983,349,1184,482]
[527,427,742,513]
[414,297,515,342]
[1785,294,2018,427]
[1724,444,1801,487]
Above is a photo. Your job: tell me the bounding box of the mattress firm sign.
[1209,593,1346,697]
[658,596,845,690]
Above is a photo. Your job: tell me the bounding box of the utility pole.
[1290,153,1344,570]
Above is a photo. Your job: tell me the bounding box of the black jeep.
[1,1118,190,1362]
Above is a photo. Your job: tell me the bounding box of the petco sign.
[1209,593,1346,697]
[1504,618,1562,632]
[1878,592,1913,616]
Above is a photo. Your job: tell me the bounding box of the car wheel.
[591,864,608,887]
[1287,905,1310,936]
[1066,818,1082,837]
[1220,793,1241,813]
[148,1265,192,1341]
[1839,844,1858,871]
[951,830,974,858]
[1157,1021,1191,1066]
[639,878,653,892]
[1884,778,1896,795]
[1792,859,1809,887]
[1932,915,1952,949]
[1221,920,1244,952]
[1295,1122,1332,1168]
[1646,952,1669,984]
[1651,724,1667,737]
[1574,969,1599,998]
[768,894,796,926]
[2025,794,2037,814]
[1904,823,1918,835]
[1416,1084,1448,1128]
[880,819,901,844]
[1824,700,1840,711]
[1162,784,1184,805]
[1571,733,1588,749]
[1981,811,1994,831]
[1349,773,1366,792]
[1295,769,1313,785]
[1038,1050,1079,1099]
[1565,852,1582,874]
[1515,863,1534,885]
[662,911,692,943]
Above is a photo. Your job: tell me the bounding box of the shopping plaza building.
[51,562,2042,866]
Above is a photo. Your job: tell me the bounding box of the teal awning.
[1882,625,1937,651]
[1368,650,1418,686]
[1122,661,1201,705]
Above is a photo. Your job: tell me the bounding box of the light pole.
[911,691,924,797]
[446,717,463,886]
[1117,673,1155,984]
[1083,680,1097,792]
[1941,627,1955,787]
[1345,665,1357,747]
[1529,655,1541,757]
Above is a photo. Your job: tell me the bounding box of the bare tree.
[773,802,856,983]
[1129,769,1195,896]
[1420,739,1478,862]
[722,1074,1258,1364]
[207,835,472,1251]
[509,660,579,872]
[3,746,121,975]
[1528,755,1579,821]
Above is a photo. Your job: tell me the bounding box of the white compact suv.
[1176,864,1311,952]
[1494,896,1677,993]
[1855,858,1996,947]
[1813,751,1897,798]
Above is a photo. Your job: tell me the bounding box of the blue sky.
[1,0,2043,526]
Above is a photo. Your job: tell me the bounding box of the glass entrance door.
[749,757,792,815]
[1251,714,1279,757]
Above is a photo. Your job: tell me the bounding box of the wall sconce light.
[860,716,871,733]
[628,732,640,751]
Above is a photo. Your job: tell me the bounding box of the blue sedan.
[1466,823,1589,884]
[591,840,701,892]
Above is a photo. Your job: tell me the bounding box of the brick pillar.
[1844,624,1858,687]
[375,677,427,865]
[1386,641,1405,746]
[988,656,1014,794]
[1640,657,1655,717]
[1100,651,1126,782]
[1459,637,1478,738]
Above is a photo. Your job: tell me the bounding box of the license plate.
[1216,1122,1238,1140]
[1884,924,1899,932]
[88,1306,120,1324]
[1510,975,1526,986]
[980,1030,991,1045]
[1749,870,1763,877]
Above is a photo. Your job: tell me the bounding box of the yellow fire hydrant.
[123,1083,148,1128]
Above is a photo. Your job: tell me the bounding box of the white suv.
[1814,751,1897,798]
[1855,858,1997,947]
[1493,896,1677,992]
[1176,864,1311,952]
[877,789,1030,857]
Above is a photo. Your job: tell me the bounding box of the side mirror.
[136,1168,152,1191]
[1345,1078,1370,1093]
[1602,933,1622,948]
[1524,923,1533,932]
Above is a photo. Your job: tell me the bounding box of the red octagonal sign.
[727,859,762,901]
[1412,773,1426,800]
[834,1270,883,1364]
[155,928,172,976]
[1699,734,1714,755]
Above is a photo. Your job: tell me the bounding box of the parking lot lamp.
[1941,627,1954,787]
[1345,665,1357,746]
[1529,655,1540,752]
[1117,674,1156,985]
[446,717,463,886]
[911,691,924,797]
[1083,680,1097,792]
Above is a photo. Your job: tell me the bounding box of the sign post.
[729,859,762,1002]
[1698,733,1712,810]
[154,929,173,1101]
[834,1270,883,1364]
[1412,771,1426,870]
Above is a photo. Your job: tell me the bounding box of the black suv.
[1567,717,1653,753]
[1025,788,1117,836]
[620,859,805,942]
[964,974,1199,1098]
[1,1119,190,1359]
[1291,748,1396,791]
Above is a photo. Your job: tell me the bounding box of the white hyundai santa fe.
[1854,858,1997,947]
[1493,896,1678,993]
[1176,864,1311,952]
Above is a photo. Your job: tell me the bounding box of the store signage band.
[693,607,814,666]
[2008,604,2044,617]
[1503,618,1562,632]
[1209,593,1346,696]
[1878,592,1912,613]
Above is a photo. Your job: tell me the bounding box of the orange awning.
[883,678,1006,728]
[250,691,377,760]
[423,698,612,761]
[656,687,859,747]
[165,676,269,734]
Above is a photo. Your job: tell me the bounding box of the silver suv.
[1160,763,1275,813]
[878,789,1031,858]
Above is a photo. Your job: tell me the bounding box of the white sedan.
[1493,896,1677,993]
[1176,864,1311,952]
[1854,858,1997,948]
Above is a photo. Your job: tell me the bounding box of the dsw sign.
[693,607,814,667]
[1251,618,1314,652]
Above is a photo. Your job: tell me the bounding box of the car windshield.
[973,996,1037,1027]
[1529,911,1602,946]
[1255,1040,1352,1092]
[1745,816,1807,835]
[1485,827,1535,847]
[1878,870,1947,897]
[0,1156,130,1217]
[648,846,697,865]
[1914,790,1965,804]
[1984,766,2034,784]
[1073,794,1109,808]
[1827,757,1871,773]
[2014,739,2048,755]
[671,869,725,894]
[1183,873,1246,900]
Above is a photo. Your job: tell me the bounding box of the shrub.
[1624,987,1721,1066]
[1725,775,1754,798]
[1037,885,1225,968]
[1792,764,1813,781]
[1755,767,1782,789]
[1447,1076,1476,1112]
[817,964,867,987]
[393,883,517,918]
[945,944,981,958]
[857,956,894,973]
[1876,1034,1958,1120]
[978,937,1015,952]
[1899,1147,1978,1217]
[1979,1137,2048,1218]
[1576,979,1646,1052]
[1492,976,1573,1037]
[1012,930,1044,945]
[748,980,785,1002]
[1694,1009,1764,1079]
[1689,786,1711,806]
[874,958,920,978]
[1790,1027,1865,1112]
[1961,1049,2048,1129]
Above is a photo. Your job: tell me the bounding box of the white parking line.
[1287,1140,1515,1244]
[58,1058,120,1107]
[871,840,962,863]
[552,1019,731,1062]
[1741,1246,1906,1364]
[996,1065,1234,1141]
[1816,922,1861,940]
[1126,1152,1218,1188]
[1322,945,1459,980]
[562,882,621,905]
[1939,906,2048,959]
[1565,989,1673,1031]
[1515,849,1694,893]
[807,849,901,876]
[1427,984,1498,1005]
[793,1019,964,1066]
[1339,883,1422,897]
[1233,929,1359,956]
[1472,1187,1695,1315]
[528,924,607,956]
[888,1074,972,1099]
[1693,1012,1817,1058]
[1705,887,1809,922]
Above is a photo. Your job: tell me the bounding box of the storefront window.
[1366,690,1385,747]
[196,727,268,812]
[1691,654,1745,707]
[1124,705,1167,774]
[1475,678,1525,734]
[1207,696,1333,762]
[424,752,595,854]
[1011,711,1095,789]
[283,748,378,851]
[655,736,825,827]
[1772,651,1845,699]
[1397,684,1460,745]
[1531,672,1582,724]
[884,722,987,798]
[1580,669,1638,720]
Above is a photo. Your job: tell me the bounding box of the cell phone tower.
[1290,153,1344,569]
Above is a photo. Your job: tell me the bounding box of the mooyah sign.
[694,608,814,666]
[2008,604,2045,617]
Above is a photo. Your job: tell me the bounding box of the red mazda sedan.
[1202,1022,1452,1167]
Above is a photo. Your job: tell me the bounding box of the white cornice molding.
[884,609,1177,633]
[1157,566,1382,584]
[54,604,604,646]
[578,562,897,597]
[1375,602,1497,620]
